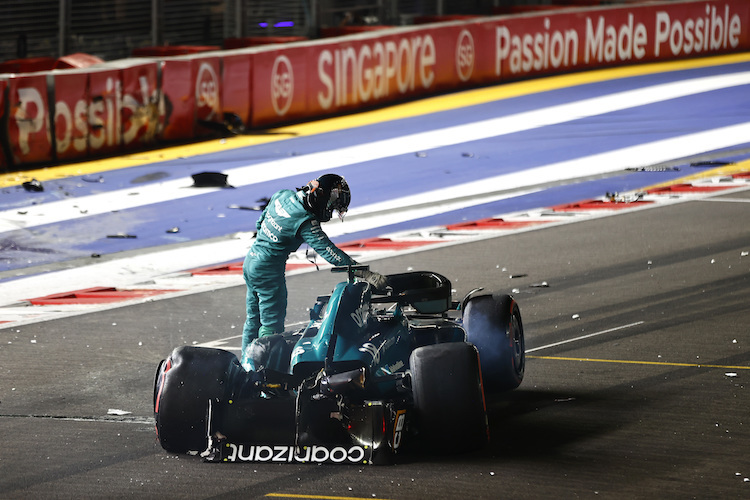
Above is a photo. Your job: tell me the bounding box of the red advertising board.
[193,56,222,136]
[222,52,253,126]
[475,1,750,81]
[6,74,53,165]
[160,59,193,141]
[250,28,464,127]
[418,24,482,91]
[160,56,222,140]
[249,0,750,129]
[53,63,161,162]
[0,79,6,169]
[307,31,441,116]
[251,48,311,128]
[120,61,161,148]
[52,70,90,161]
[87,68,124,157]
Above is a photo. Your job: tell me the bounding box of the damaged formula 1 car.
[153,266,525,464]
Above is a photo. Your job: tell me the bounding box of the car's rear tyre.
[463,294,525,393]
[153,346,238,453]
[410,343,488,453]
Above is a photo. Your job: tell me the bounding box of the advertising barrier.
[120,61,162,148]
[88,68,125,157]
[250,26,476,127]
[249,1,749,126]
[159,58,196,141]
[0,79,6,169]
[1,0,748,172]
[160,55,223,141]
[487,2,747,79]
[6,73,53,166]
[52,69,90,161]
[251,47,310,128]
[50,61,163,163]
[222,52,254,126]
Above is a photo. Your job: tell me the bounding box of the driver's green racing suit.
[242,189,356,354]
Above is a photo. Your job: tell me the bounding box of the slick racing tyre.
[153,346,238,453]
[463,294,525,393]
[410,343,489,453]
[463,295,526,394]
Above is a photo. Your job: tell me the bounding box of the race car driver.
[241,173,387,355]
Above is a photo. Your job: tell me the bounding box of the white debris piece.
[107,409,132,416]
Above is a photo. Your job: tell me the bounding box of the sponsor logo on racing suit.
[222,444,368,464]
[274,199,291,218]
[260,212,284,242]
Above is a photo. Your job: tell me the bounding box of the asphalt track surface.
[2,55,750,499]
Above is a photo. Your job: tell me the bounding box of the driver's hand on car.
[354,269,389,291]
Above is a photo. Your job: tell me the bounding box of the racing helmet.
[302,174,351,222]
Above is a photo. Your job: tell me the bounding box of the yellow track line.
[2,52,750,188]
[528,355,750,371]
[266,494,392,500]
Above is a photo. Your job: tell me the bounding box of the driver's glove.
[354,269,388,291]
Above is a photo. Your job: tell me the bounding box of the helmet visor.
[327,186,350,221]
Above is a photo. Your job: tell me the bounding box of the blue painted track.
[2,59,750,273]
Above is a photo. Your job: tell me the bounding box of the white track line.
[698,197,750,203]
[527,321,645,352]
